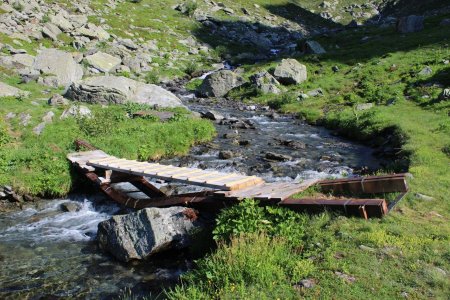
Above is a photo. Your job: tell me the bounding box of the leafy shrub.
[77,107,127,137]
[0,119,10,146]
[167,233,301,299]
[213,199,309,245]
[268,93,297,109]
[184,61,199,76]
[12,2,24,11]
[184,0,198,17]
[145,72,160,84]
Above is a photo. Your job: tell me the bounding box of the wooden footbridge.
[68,146,409,219]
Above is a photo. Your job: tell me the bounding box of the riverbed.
[0,102,380,299]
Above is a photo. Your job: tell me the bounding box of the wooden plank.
[205,174,245,184]
[83,152,265,190]
[227,177,265,191]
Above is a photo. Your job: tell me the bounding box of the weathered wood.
[83,152,265,191]
[67,150,110,171]
[68,149,406,219]
[216,179,319,201]
[280,198,388,218]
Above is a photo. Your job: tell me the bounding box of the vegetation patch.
[0,91,215,197]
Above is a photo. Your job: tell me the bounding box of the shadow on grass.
[191,2,449,65]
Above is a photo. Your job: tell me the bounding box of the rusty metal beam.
[74,139,97,151]
[387,192,408,211]
[318,174,408,194]
[280,198,388,218]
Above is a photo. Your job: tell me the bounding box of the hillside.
[0,0,449,299]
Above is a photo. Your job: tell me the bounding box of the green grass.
[166,13,450,300]
[0,76,215,197]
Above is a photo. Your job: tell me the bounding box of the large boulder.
[66,76,184,108]
[0,54,35,70]
[84,52,121,73]
[32,49,83,88]
[49,13,74,32]
[0,82,29,98]
[42,23,62,41]
[198,70,244,97]
[397,15,424,33]
[250,71,281,94]
[97,207,205,262]
[75,23,110,40]
[300,40,326,54]
[273,59,307,85]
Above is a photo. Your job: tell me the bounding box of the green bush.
[184,0,198,17]
[145,72,160,84]
[213,199,310,245]
[0,119,10,146]
[0,98,215,196]
[184,61,199,76]
[268,93,297,109]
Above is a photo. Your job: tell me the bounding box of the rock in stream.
[97,207,206,262]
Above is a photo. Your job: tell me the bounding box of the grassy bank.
[166,14,450,300]
[0,76,215,197]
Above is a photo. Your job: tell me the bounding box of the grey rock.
[66,76,184,108]
[0,53,35,70]
[118,38,138,50]
[33,122,46,135]
[76,23,110,40]
[5,112,16,119]
[265,152,292,162]
[85,52,121,73]
[20,68,40,83]
[294,279,315,289]
[219,150,235,159]
[50,13,73,32]
[198,70,244,97]
[307,88,324,97]
[42,111,55,123]
[19,113,31,126]
[439,88,449,100]
[335,271,356,283]
[359,244,376,252]
[414,193,434,201]
[97,207,204,262]
[298,93,309,100]
[0,82,30,98]
[201,110,224,121]
[397,15,424,33]
[418,66,432,76]
[273,59,307,85]
[332,65,339,72]
[301,40,326,54]
[250,71,281,95]
[440,19,450,26]
[68,14,88,28]
[356,103,374,111]
[48,94,69,106]
[33,49,83,88]
[60,202,82,212]
[60,105,92,119]
[42,23,62,41]
[131,110,175,122]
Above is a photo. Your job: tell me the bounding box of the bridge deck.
[68,150,265,191]
[67,150,407,218]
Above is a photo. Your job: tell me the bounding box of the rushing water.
[0,101,380,299]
